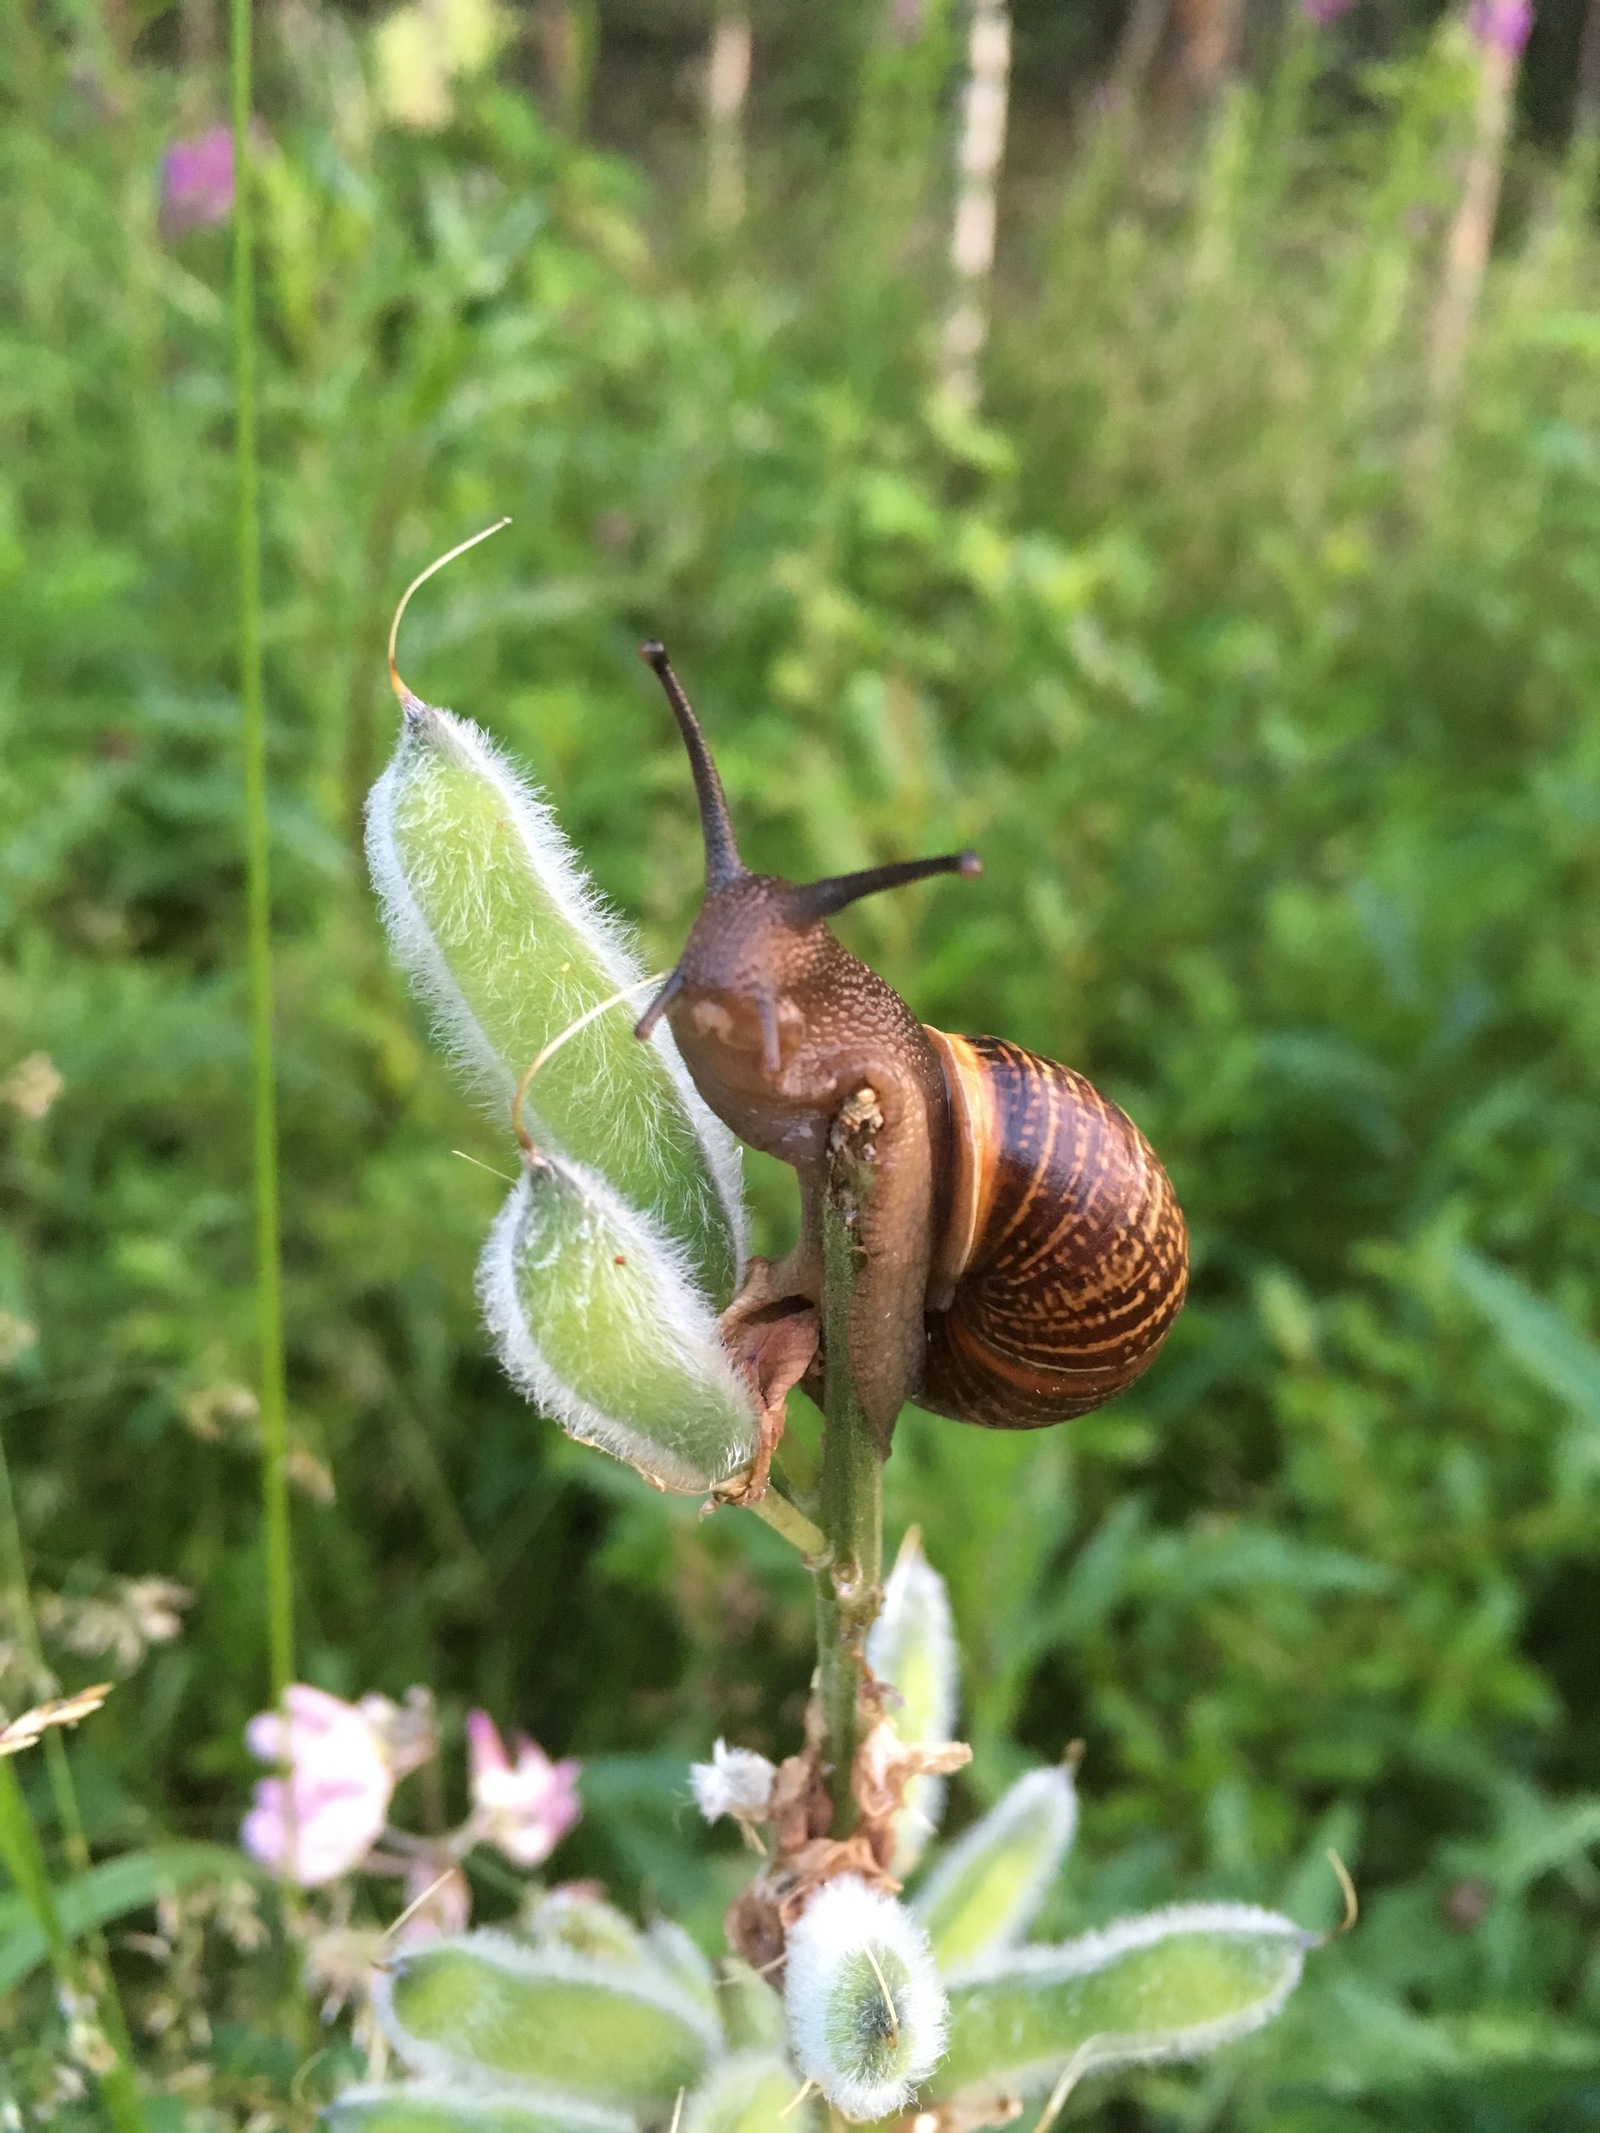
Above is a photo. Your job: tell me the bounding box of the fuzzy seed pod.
[367,694,745,1305]
[865,1531,959,1876]
[478,1153,760,1496]
[784,1878,948,2121]
[913,1764,1078,1973]
[683,2052,819,2133]
[934,1902,1314,2100]
[326,2090,634,2133]
[378,1930,721,2106]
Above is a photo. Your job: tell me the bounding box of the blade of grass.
[231,0,293,1700]
[0,1428,149,2130]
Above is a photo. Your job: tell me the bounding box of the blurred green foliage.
[4,0,1600,2124]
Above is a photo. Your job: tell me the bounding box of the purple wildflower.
[160,125,234,235]
[1470,0,1534,55]
[1302,0,1357,23]
[465,1710,582,1868]
[240,1685,394,1887]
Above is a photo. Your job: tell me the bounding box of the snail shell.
[919,1032,1189,1430]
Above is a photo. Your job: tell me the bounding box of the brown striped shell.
[918,1032,1189,1430]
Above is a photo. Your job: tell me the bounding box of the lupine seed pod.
[378,1930,721,2106]
[933,1903,1314,2101]
[717,1959,787,2054]
[478,1155,760,1496]
[325,2090,636,2133]
[912,1764,1078,1973]
[865,1530,958,1876]
[524,1890,718,2019]
[367,689,745,1307]
[683,2051,819,2133]
[644,1919,722,2024]
[783,1877,948,2121]
[524,1886,647,1966]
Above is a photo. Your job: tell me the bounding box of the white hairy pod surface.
[935,1902,1315,2100]
[913,1764,1078,1972]
[865,1531,959,1875]
[367,694,745,1306]
[784,1878,947,2121]
[478,1154,760,1496]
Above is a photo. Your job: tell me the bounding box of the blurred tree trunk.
[849,0,956,217]
[1176,0,1245,101]
[540,0,595,134]
[1108,0,1175,111]
[1426,13,1525,422]
[705,3,751,232]
[180,0,216,75]
[941,0,1011,412]
[1576,0,1600,138]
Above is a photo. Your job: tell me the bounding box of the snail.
[632,644,1188,1444]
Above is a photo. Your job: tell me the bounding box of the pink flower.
[466,1711,581,1868]
[160,126,234,235]
[1470,0,1534,54]
[241,1686,394,1887]
[1302,0,1357,21]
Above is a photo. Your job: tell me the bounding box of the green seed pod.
[478,1154,760,1496]
[367,691,745,1307]
[784,1878,948,2122]
[865,1531,958,1876]
[717,1959,788,2054]
[912,1766,1077,1973]
[325,2089,636,2133]
[683,2052,817,2133]
[644,1920,721,2024]
[523,1888,647,1967]
[522,1894,716,2022]
[379,1930,722,2108]
[933,1903,1313,2103]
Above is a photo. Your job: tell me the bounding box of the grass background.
[5,0,1600,2122]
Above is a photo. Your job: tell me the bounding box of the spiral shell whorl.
[920,1032,1188,1430]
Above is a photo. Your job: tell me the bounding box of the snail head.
[633,642,979,1079]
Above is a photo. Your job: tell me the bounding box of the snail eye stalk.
[781,851,981,927]
[639,642,746,892]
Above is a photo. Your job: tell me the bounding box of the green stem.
[748,1485,828,1560]
[0,1768,148,2133]
[0,1758,66,1967]
[0,1432,148,2132]
[231,0,293,1699]
[811,1096,889,1831]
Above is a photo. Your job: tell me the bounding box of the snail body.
[633,645,1188,1440]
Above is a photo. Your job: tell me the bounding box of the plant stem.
[811,1094,888,1831]
[231,0,293,1699]
[0,1429,149,2132]
[0,1766,148,2133]
[748,1485,828,1560]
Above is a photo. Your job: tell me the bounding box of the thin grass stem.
[230,0,293,1700]
[0,1426,149,2131]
